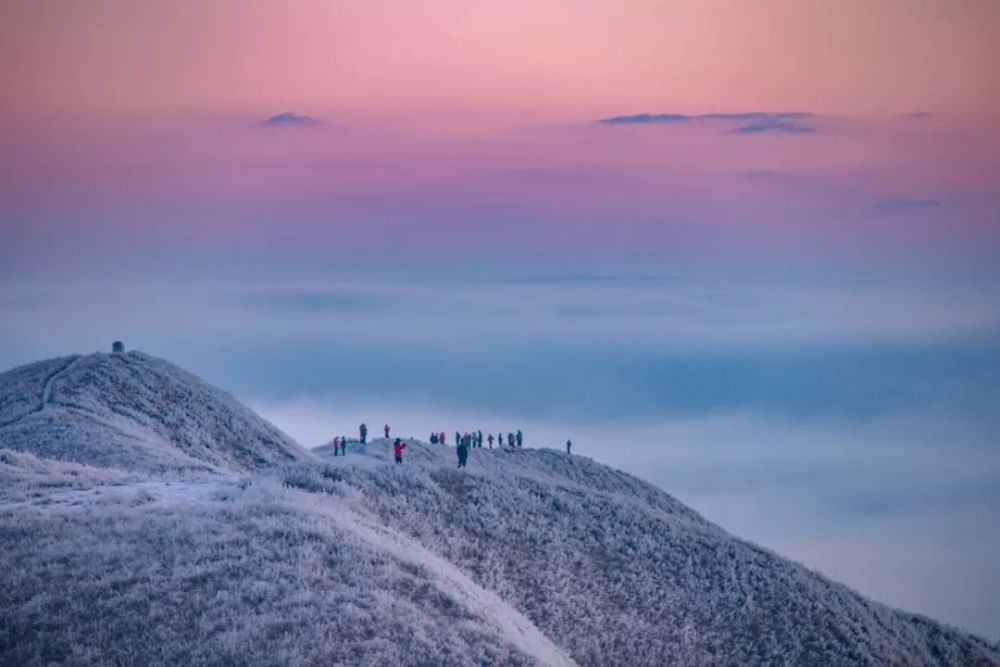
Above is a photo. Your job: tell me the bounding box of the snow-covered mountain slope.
[0,351,312,472]
[306,441,1000,666]
[1,354,998,666]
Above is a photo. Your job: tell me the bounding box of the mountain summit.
[1,353,997,666]
[0,351,310,472]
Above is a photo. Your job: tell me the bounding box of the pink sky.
[3,0,998,119]
[1,1,998,279]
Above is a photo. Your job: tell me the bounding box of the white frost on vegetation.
[2,352,998,666]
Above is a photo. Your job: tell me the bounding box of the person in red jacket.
[384,424,390,438]
[393,438,406,464]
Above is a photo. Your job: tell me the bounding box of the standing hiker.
[384,424,390,439]
[359,423,368,444]
[516,429,523,447]
[340,437,348,456]
[487,433,494,449]
[457,438,469,468]
[566,439,572,455]
[333,436,340,456]
[507,432,515,448]
[393,438,406,464]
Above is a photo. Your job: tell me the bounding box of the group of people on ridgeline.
[329,422,573,465]
[451,429,519,467]
[434,429,521,449]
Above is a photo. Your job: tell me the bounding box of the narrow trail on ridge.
[0,355,82,430]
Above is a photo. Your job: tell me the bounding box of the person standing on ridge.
[508,432,515,448]
[477,430,483,449]
[333,436,340,456]
[360,423,368,444]
[566,439,572,455]
[440,432,446,445]
[516,430,523,447]
[393,438,406,464]
[340,437,348,456]
[457,438,469,468]
[384,424,390,438]
[487,433,494,449]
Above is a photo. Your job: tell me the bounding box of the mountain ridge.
[1,351,997,666]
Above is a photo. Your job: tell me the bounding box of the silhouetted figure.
[430,433,438,444]
[457,440,469,468]
[566,439,572,455]
[508,432,515,448]
[393,438,406,464]
[516,430,523,447]
[384,424,390,438]
[333,436,340,456]
[360,423,368,444]
[340,438,347,456]
[487,433,494,449]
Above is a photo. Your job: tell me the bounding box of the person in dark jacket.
[487,433,494,449]
[507,432,515,447]
[341,437,348,456]
[393,438,406,464]
[384,424,390,438]
[566,439,572,454]
[360,423,368,444]
[457,439,469,468]
[333,436,340,456]
[516,429,523,447]
[430,433,438,444]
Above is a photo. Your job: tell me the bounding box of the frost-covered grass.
[2,352,998,666]
[308,444,1000,666]
[0,478,547,666]
[0,352,312,472]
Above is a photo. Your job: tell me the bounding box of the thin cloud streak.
[599,111,817,134]
[260,112,321,127]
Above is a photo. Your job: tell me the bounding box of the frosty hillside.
[1,350,998,666]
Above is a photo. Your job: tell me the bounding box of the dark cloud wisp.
[260,112,321,127]
[599,111,817,134]
[874,198,944,211]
